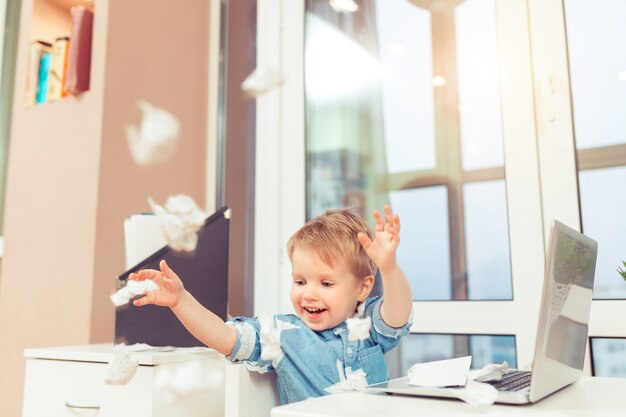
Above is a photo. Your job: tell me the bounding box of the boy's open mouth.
[303,307,327,316]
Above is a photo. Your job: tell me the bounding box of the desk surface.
[271,377,626,417]
[23,343,218,365]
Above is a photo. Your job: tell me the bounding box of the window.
[391,333,516,378]
[305,0,512,301]
[564,0,626,300]
[590,338,626,378]
[254,0,626,378]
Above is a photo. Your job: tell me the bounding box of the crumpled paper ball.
[259,314,282,361]
[329,0,359,13]
[346,316,371,341]
[104,345,139,385]
[466,361,509,382]
[325,362,368,394]
[455,378,499,406]
[258,314,299,361]
[241,67,285,97]
[148,195,205,252]
[126,100,181,166]
[110,279,159,307]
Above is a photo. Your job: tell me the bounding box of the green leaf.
[618,261,626,281]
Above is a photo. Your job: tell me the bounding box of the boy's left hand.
[357,204,401,273]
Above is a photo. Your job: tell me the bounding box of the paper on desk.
[466,361,509,382]
[454,378,499,406]
[407,356,471,387]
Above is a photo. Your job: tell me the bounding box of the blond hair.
[286,208,376,279]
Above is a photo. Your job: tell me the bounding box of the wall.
[31,0,71,41]
[0,0,211,416]
[89,0,210,342]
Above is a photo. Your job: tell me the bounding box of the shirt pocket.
[355,344,388,385]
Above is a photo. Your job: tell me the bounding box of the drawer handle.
[64,401,101,410]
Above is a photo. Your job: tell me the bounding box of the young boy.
[130,205,413,404]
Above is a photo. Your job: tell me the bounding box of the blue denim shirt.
[225,296,412,404]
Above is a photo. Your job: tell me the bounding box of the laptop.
[365,220,598,404]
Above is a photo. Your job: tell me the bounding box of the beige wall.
[0,0,210,416]
[31,0,71,41]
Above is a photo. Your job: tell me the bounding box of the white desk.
[271,377,626,417]
[22,343,226,417]
[22,343,281,417]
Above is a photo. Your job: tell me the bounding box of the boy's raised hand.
[357,204,401,273]
[129,259,185,308]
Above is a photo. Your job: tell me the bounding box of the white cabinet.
[224,362,279,417]
[22,344,226,417]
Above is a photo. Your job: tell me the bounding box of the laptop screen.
[530,220,597,402]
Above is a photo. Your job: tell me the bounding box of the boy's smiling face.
[290,247,372,331]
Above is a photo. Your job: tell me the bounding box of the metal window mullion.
[430,5,467,301]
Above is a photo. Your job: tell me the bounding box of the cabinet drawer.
[22,358,155,417]
[23,359,109,417]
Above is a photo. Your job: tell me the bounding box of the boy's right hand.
[129,259,184,308]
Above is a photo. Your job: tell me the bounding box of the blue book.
[36,52,52,104]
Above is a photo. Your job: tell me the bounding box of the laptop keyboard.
[484,370,532,392]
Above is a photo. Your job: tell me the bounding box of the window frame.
[253,0,626,375]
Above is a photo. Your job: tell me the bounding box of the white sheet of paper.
[408,356,471,388]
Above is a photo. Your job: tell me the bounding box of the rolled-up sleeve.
[225,319,258,361]
[366,297,413,353]
[225,316,275,373]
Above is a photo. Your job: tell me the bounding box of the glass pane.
[390,187,452,300]
[578,168,626,299]
[565,0,626,299]
[375,0,436,173]
[304,0,511,301]
[564,0,626,150]
[464,180,512,300]
[591,338,626,378]
[455,0,504,170]
[393,333,516,378]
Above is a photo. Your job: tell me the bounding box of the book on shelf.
[24,40,51,106]
[36,51,52,104]
[64,6,94,95]
[47,36,70,101]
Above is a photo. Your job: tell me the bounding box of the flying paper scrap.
[329,0,359,13]
[346,316,371,341]
[148,195,205,252]
[407,356,471,388]
[259,314,299,361]
[110,279,159,307]
[259,314,282,361]
[104,344,139,385]
[155,361,223,404]
[241,67,285,97]
[126,99,181,166]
